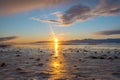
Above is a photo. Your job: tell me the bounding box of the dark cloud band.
[0,36,18,42]
[94,30,120,35]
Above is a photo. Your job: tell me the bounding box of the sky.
[0,0,120,43]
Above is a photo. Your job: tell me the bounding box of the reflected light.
[54,37,59,57]
[53,61,60,68]
[49,37,66,80]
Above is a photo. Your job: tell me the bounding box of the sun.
[54,38,58,43]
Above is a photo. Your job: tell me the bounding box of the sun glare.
[54,38,58,43]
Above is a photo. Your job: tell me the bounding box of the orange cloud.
[0,0,72,15]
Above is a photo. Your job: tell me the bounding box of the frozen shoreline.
[0,46,120,80]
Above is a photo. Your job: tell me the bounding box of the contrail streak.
[48,23,56,39]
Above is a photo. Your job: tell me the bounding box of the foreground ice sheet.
[0,45,120,80]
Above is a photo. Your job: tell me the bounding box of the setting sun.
[54,38,58,43]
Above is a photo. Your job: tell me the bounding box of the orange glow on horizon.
[54,38,58,43]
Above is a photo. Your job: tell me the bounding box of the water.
[0,44,120,80]
[14,44,120,49]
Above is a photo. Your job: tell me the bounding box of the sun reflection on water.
[54,38,59,57]
[49,38,66,80]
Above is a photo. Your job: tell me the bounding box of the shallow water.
[0,44,120,80]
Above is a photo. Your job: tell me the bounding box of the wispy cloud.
[94,30,120,35]
[31,17,59,23]
[39,0,120,26]
[0,36,18,42]
[0,0,72,16]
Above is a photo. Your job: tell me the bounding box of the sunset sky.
[0,0,120,43]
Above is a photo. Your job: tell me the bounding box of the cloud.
[56,5,92,26]
[0,0,72,16]
[40,0,120,26]
[31,5,92,26]
[31,17,59,23]
[94,30,120,35]
[93,0,120,16]
[0,36,18,42]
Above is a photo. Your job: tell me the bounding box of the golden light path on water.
[54,38,59,57]
[49,37,67,80]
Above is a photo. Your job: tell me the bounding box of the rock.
[39,50,43,53]
[29,57,34,59]
[78,59,82,61]
[16,67,23,71]
[37,63,44,66]
[54,78,67,80]
[46,59,49,61]
[76,50,79,53]
[75,68,80,70]
[112,72,120,78]
[36,58,41,61]
[89,56,97,59]
[16,54,20,57]
[0,62,7,67]
[100,56,105,59]
[74,65,77,67]
[60,61,62,64]
[114,56,118,59]
[108,57,113,60]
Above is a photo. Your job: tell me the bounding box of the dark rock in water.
[102,54,107,57]
[107,57,113,60]
[50,54,54,56]
[74,65,77,67]
[25,62,29,64]
[54,57,58,59]
[39,50,43,53]
[88,56,98,59]
[78,59,82,61]
[112,72,120,78]
[92,78,96,80]
[114,56,119,59]
[107,51,110,54]
[63,53,65,56]
[100,56,105,59]
[94,51,97,54]
[60,61,62,64]
[29,57,34,59]
[46,59,49,61]
[36,58,41,61]
[16,67,23,71]
[0,44,11,48]
[37,63,44,66]
[83,50,88,52]
[75,68,80,70]
[0,62,7,67]
[76,50,79,53]
[54,78,67,80]
[88,55,107,59]
[16,54,21,57]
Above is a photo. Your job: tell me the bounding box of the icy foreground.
[0,46,120,80]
